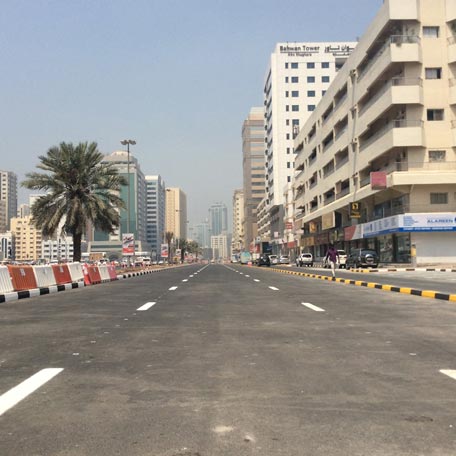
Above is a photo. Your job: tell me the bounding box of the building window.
[427,109,444,121]
[307,62,315,69]
[287,162,291,169]
[307,90,316,97]
[285,76,289,83]
[425,68,442,79]
[429,150,446,162]
[291,62,298,69]
[286,119,290,126]
[291,90,299,97]
[307,76,315,83]
[287,176,291,183]
[285,91,289,97]
[308,105,316,111]
[322,90,326,96]
[430,192,448,204]
[291,105,299,112]
[292,119,299,126]
[285,63,289,69]
[286,147,290,154]
[286,105,289,112]
[286,133,290,140]
[291,76,299,83]
[322,62,330,68]
[322,76,330,83]
[423,26,439,38]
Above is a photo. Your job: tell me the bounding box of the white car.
[296,253,313,267]
[269,255,279,265]
[279,255,290,264]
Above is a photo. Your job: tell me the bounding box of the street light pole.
[120,139,136,264]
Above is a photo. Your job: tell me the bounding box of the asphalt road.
[1,264,456,455]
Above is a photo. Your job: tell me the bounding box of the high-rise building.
[145,175,166,259]
[0,171,18,232]
[261,41,356,244]
[211,234,228,260]
[165,188,187,239]
[194,221,210,249]
[232,189,244,253]
[90,150,149,255]
[293,0,456,265]
[242,107,266,249]
[208,202,228,236]
[10,216,42,261]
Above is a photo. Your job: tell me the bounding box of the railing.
[370,203,456,221]
[359,119,423,151]
[335,156,349,170]
[324,194,335,204]
[336,187,350,199]
[323,166,335,178]
[322,137,334,151]
[357,35,420,80]
[335,126,348,140]
[334,92,348,110]
[387,160,456,172]
[309,180,318,189]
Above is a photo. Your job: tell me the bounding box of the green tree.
[22,141,127,262]
[165,231,174,263]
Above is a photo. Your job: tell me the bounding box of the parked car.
[257,254,271,267]
[269,255,279,265]
[323,250,347,269]
[296,253,313,267]
[279,255,290,264]
[345,249,379,269]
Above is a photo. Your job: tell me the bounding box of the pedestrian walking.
[325,244,340,278]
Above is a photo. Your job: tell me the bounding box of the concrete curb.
[0,282,85,303]
[349,267,456,273]
[269,267,456,302]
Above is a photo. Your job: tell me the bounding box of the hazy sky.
[0,0,381,227]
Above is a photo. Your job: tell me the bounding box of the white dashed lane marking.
[254,279,260,282]
[0,368,64,416]
[301,302,325,312]
[440,370,456,381]
[169,286,178,291]
[182,279,188,282]
[137,302,156,311]
[269,286,279,291]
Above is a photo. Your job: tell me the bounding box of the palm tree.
[165,231,174,264]
[22,141,127,262]
[177,238,188,263]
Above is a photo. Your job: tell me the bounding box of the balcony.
[448,36,456,64]
[358,79,423,136]
[357,36,421,94]
[359,120,424,166]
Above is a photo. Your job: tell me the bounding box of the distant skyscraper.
[0,170,18,232]
[194,221,210,248]
[90,150,149,254]
[242,107,265,247]
[208,202,228,236]
[165,188,187,239]
[232,189,244,253]
[145,175,166,258]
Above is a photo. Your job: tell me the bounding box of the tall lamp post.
[120,139,136,263]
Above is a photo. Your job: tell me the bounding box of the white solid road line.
[0,368,64,416]
[137,302,156,311]
[169,286,178,291]
[269,286,279,291]
[301,302,325,312]
[440,369,456,380]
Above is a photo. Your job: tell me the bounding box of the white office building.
[145,175,166,260]
[261,41,356,249]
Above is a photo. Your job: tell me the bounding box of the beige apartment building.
[10,216,42,261]
[232,189,244,254]
[293,0,456,265]
[242,107,265,250]
[165,187,187,240]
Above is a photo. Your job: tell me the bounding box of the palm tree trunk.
[73,232,82,262]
